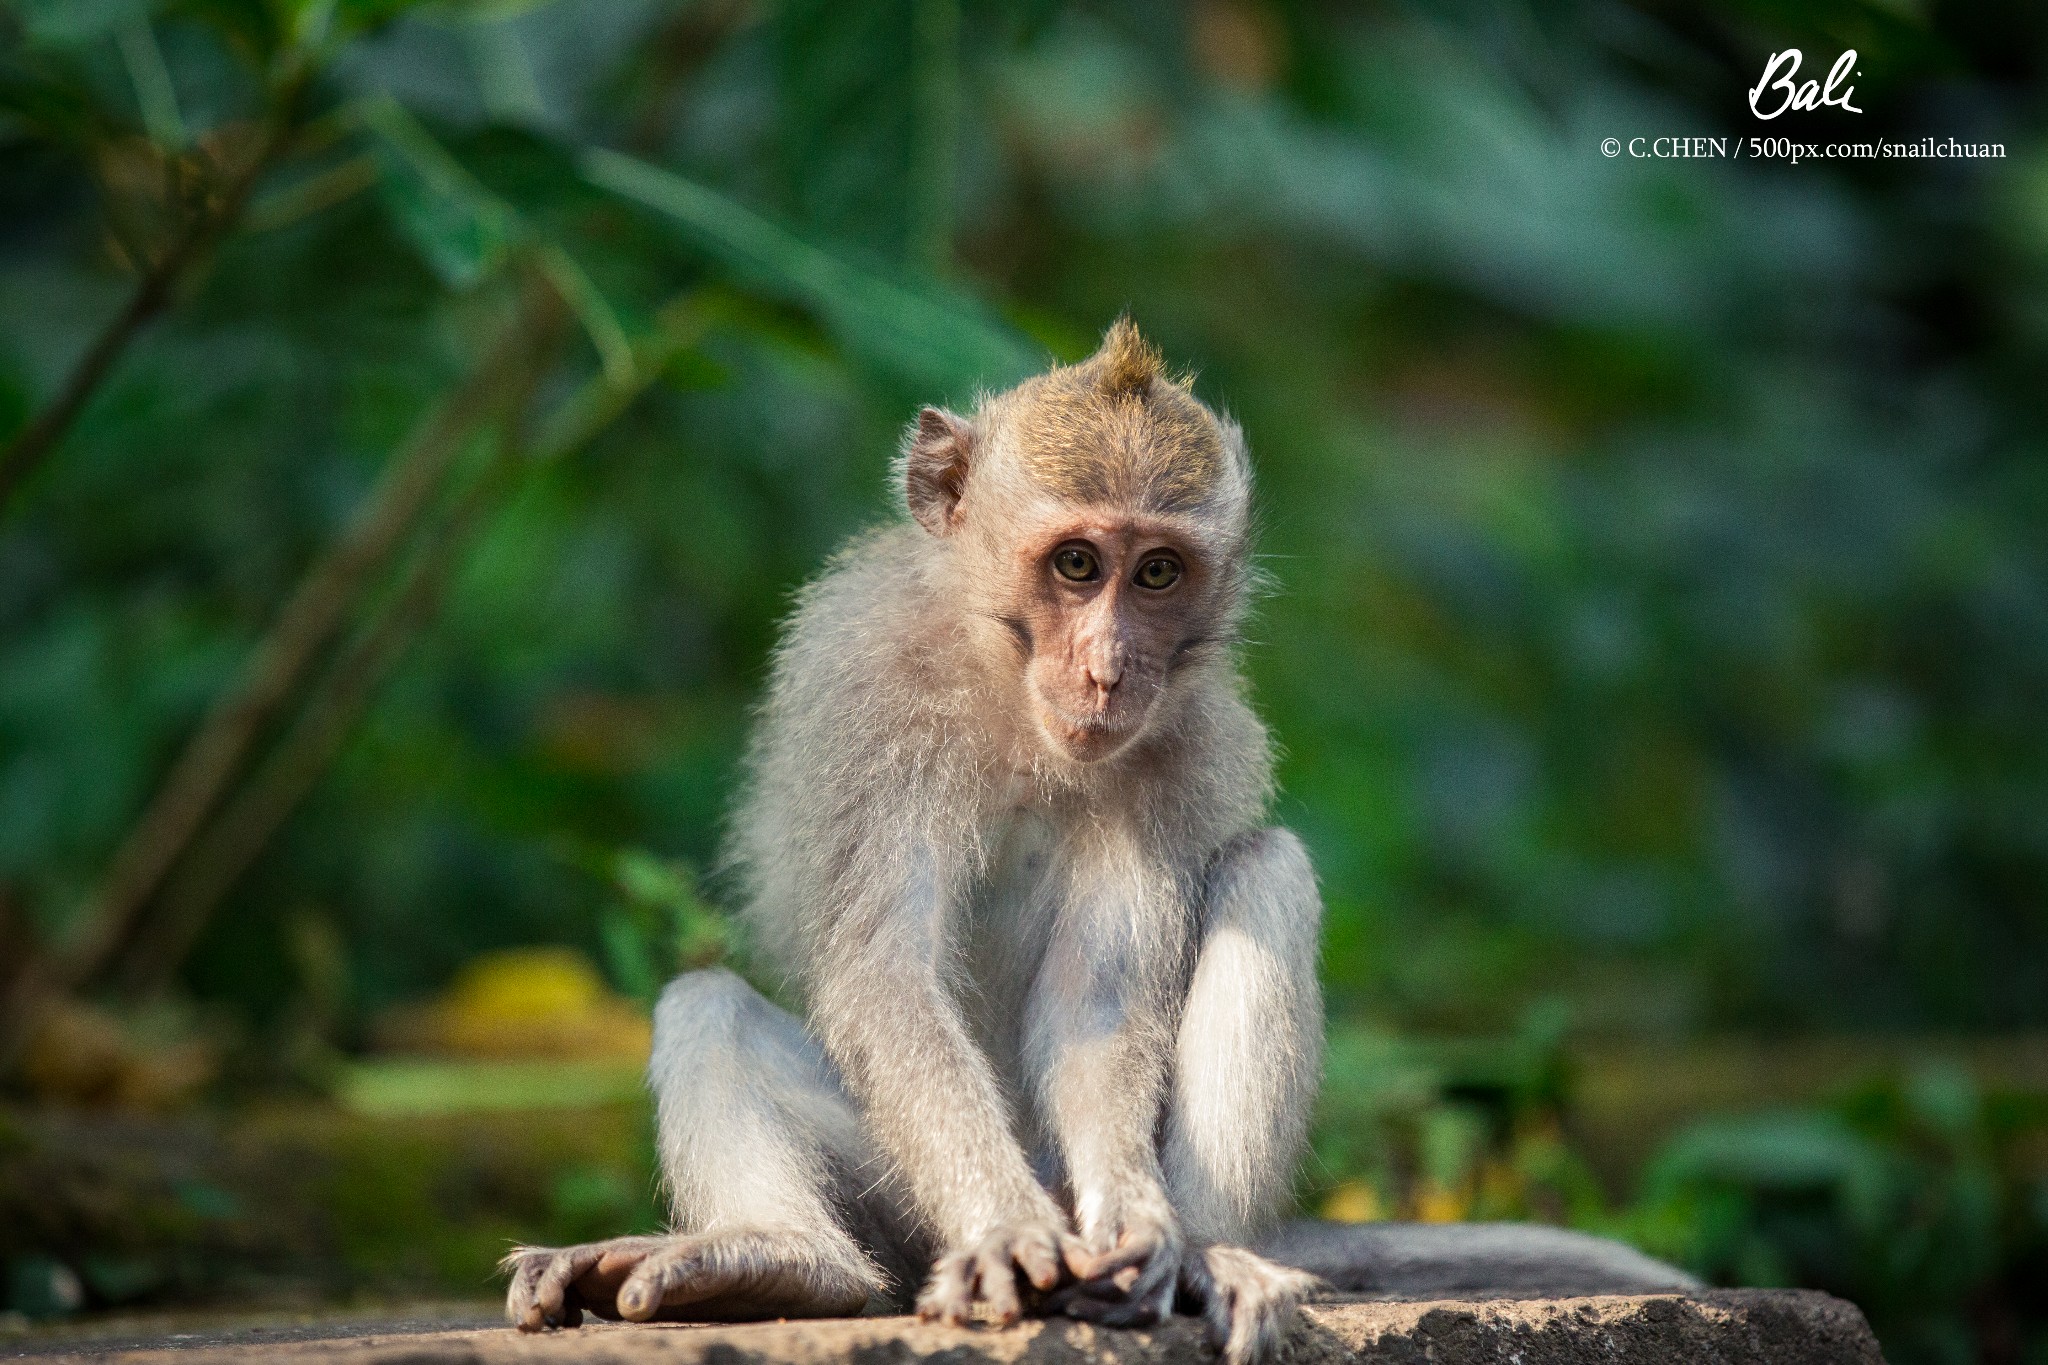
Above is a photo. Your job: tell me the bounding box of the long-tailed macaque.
[503,321,1695,1362]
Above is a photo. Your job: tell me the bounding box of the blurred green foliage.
[3,0,2048,1358]
[2,0,2044,1035]
[1314,1034,2048,1365]
[0,1101,666,1311]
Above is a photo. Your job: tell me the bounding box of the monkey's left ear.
[904,406,975,536]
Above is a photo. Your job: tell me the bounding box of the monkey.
[502,320,1699,1361]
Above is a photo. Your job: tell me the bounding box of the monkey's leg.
[1158,827,1324,1365]
[506,969,911,1331]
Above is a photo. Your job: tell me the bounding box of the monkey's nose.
[1083,658,1122,700]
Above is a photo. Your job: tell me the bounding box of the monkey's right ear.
[903,406,975,536]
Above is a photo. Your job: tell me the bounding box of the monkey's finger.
[1199,1281,1238,1354]
[1013,1233,1062,1292]
[1056,1233,1096,1283]
[1057,1290,1163,1328]
[520,1257,565,1331]
[1062,1273,1134,1305]
[1068,1256,1160,1306]
[1043,1278,1133,1314]
[974,1251,1022,1326]
[1053,1291,1120,1324]
[1081,1233,1160,1280]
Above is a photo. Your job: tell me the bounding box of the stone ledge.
[28,1293,1885,1365]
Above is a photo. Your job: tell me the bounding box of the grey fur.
[501,329,1692,1362]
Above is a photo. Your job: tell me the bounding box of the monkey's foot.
[915,1220,1089,1328]
[503,1230,874,1331]
[1177,1244,1319,1365]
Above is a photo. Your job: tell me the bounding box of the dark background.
[1,2,2044,1361]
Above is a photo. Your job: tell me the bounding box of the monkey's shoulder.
[756,524,980,747]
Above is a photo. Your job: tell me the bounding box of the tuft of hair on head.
[1094,315,1165,399]
[1005,314,1231,514]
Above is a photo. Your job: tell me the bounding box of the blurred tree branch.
[105,288,705,1007]
[0,83,310,516]
[110,291,709,995]
[0,278,565,1076]
[110,361,564,994]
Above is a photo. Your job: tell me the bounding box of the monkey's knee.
[653,966,761,1032]
[1169,828,1322,1245]
[1190,826,1321,1024]
[1208,827,1314,904]
[1201,828,1320,949]
[650,968,838,1104]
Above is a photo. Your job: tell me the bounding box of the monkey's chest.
[956,809,1062,1085]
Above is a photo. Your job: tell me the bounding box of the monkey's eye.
[1134,555,1182,590]
[1052,545,1100,582]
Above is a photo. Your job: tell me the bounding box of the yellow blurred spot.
[375,947,652,1061]
[1320,1180,1384,1223]
[1413,1180,1471,1224]
[1478,1158,1526,1212]
[19,999,217,1110]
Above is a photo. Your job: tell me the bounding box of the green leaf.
[361,95,520,289]
[771,0,913,254]
[535,242,632,387]
[608,849,727,974]
[579,146,1037,400]
[6,0,142,48]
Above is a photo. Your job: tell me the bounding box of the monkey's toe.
[1181,1245,1316,1365]
[617,1241,710,1320]
[915,1254,977,1326]
[502,1236,671,1331]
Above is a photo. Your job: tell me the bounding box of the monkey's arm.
[805,844,1079,1325]
[1022,842,1192,1327]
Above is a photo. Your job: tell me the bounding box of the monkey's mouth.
[1033,695,1147,762]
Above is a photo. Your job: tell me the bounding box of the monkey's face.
[1001,513,1214,764]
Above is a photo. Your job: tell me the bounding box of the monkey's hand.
[1046,1206,1183,1330]
[915,1219,1089,1328]
[1175,1244,1320,1365]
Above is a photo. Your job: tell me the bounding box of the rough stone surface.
[9,1293,1885,1365]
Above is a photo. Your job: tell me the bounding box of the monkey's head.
[901,318,1252,765]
